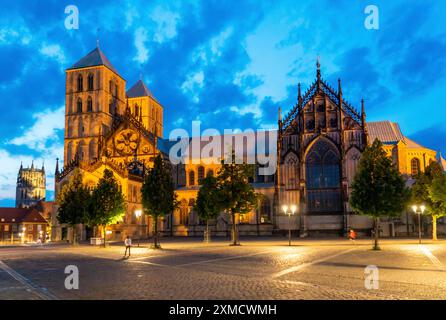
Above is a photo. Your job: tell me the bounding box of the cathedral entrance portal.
[305,139,342,213]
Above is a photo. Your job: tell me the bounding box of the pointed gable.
[68,47,119,74]
[126,80,155,99]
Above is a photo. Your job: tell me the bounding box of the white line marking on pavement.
[175,249,280,267]
[0,260,57,300]
[271,248,357,279]
[126,260,168,267]
[419,245,446,271]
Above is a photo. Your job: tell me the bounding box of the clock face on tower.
[114,129,140,155]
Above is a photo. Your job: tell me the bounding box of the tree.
[216,151,259,246]
[89,169,126,247]
[350,139,410,250]
[428,172,446,240]
[141,154,177,249]
[412,162,446,240]
[56,169,90,245]
[194,173,223,242]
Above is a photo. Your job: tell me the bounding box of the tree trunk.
[72,225,77,246]
[103,225,107,248]
[205,220,210,242]
[432,215,438,241]
[231,210,238,245]
[153,217,160,249]
[373,217,380,250]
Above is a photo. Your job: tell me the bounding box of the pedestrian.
[348,229,357,243]
[124,235,132,258]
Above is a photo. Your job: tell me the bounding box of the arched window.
[207,169,214,177]
[198,166,205,183]
[189,171,195,186]
[109,100,113,114]
[411,158,420,176]
[87,97,93,112]
[77,75,83,92]
[306,139,342,213]
[87,74,94,91]
[109,80,113,93]
[77,98,82,113]
[134,104,139,116]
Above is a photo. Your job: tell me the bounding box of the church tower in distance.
[64,46,126,164]
[15,162,46,208]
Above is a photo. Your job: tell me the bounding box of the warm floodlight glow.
[291,205,297,214]
[135,209,142,218]
[420,205,425,213]
[412,205,417,213]
[282,205,288,214]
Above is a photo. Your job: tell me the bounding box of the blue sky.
[1,0,445,206]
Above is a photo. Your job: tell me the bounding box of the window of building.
[4,225,9,232]
[134,104,139,116]
[411,158,421,176]
[87,97,93,112]
[77,75,83,92]
[189,171,195,186]
[77,98,82,113]
[259,198,271,223]
[27,225,33,231]
[87,74,94,91]
[198,166,205,183]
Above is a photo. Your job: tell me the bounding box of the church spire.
[338,78,342,96]
[298,83,302,105]
[55,158,60,175]
[42,160,45,172]
[316,56,321,89]
[31,160,34,170]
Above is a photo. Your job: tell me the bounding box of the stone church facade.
[52,47,442,241]
[16,162,46,208]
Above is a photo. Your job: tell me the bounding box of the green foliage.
[429,173,446,217]
[56,168,90,227]
[412,161,445,218]
[194,174,223,221]
[141,154,178,248]
[141,154,178,219]
[217,151,259,216]
[350,139,410,218]
[89,169,126,227]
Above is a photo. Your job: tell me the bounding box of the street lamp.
[135,209,142,247]
[22,227,26,243]
[282,204,297,246]
[412,204,425,244]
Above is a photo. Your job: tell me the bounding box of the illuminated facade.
[16,162,46,208]
[53,48,441,240]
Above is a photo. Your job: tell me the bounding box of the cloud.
[133,27,149,64]
[39,44,66,65]
[8,106,64,151]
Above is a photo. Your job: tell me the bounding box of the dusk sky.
[1,0,445,206]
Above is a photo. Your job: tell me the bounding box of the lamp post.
[22,227,26,244]
[412,204,425,244]
[282,204,297,246]
[135,209,142,247]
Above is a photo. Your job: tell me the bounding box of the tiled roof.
[126,80,155,99]
[0,208,48,223]
[68,47,119,74]
[367,121,404,144]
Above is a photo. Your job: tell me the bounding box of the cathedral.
[15,162,46,208]
[52,46,443,241]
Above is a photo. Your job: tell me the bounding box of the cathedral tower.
[15,162,46,208]
[64,46,126,164]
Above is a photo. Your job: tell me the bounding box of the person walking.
[124,235,132,258]
[348,229,357,244]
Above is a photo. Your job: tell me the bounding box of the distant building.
[0,207,49,243]
[15,162,46,208]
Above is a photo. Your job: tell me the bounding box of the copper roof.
[0,208,48,223]
[367,121,404,143]
[68,47,119,74]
